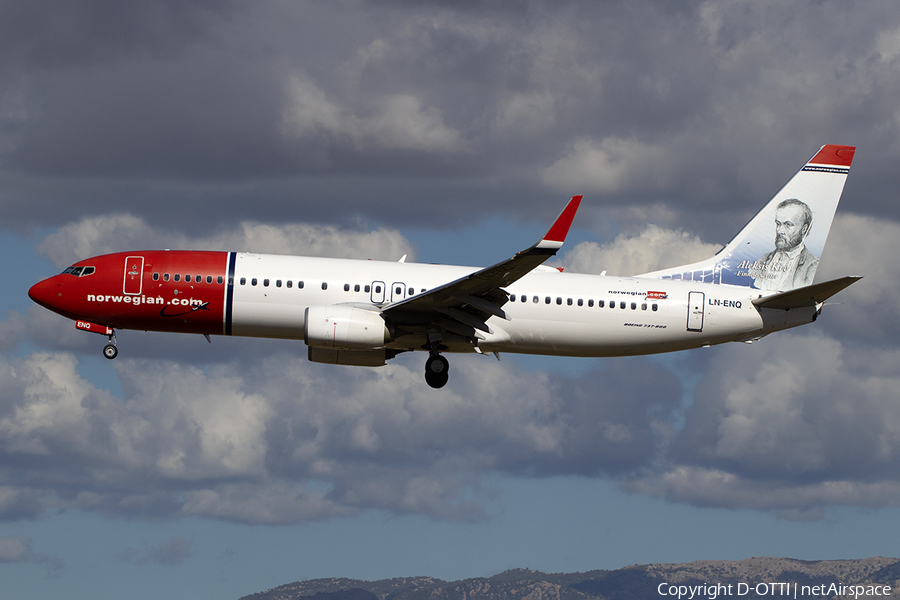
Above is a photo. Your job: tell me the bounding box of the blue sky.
[4,2,900,599]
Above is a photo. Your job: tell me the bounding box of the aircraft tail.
[640,144,855,292]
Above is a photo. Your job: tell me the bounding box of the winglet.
[536,195,582,250]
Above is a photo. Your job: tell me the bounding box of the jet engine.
[304,305,390,350]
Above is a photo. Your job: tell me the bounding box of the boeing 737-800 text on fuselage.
[29,145,859,388]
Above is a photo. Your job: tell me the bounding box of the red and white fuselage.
[28,249,778,356]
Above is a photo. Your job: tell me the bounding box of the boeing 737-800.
[29,145,859,388]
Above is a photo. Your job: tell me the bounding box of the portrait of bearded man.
[750,198,819,291]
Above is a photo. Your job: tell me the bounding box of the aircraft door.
[370,281,386,304]
[123,255,144,295]
[687,291,705,332]
[391,282,406,303]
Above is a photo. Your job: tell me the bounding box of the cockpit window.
[62,266,95,277]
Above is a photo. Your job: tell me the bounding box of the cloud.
[813,213,900,342]
[281,75,469,157]
[0,536,64,574]
[36,215,415,268]
[0,345,678,524]
[3,1,900,230]
[560,224,721,276]
[542,138,675,194]
[623,331,900,519]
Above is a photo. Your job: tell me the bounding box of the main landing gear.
[424,353,449,389]
[423,332,449,389]
[103,332,118,360]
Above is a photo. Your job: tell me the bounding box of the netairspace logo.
[657,581,893,599]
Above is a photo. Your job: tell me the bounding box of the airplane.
[29,144,859,389]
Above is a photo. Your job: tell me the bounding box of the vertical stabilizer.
[640,145,855,291]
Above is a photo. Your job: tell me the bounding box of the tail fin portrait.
[642,144,855,292]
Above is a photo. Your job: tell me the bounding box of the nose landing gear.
[424,353,449,389]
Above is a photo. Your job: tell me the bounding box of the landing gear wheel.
[103,344,118,360]
[424,354,449,389]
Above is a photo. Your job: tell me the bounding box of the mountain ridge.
[238,556,900,600]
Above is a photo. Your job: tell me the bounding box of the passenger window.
[174,274,181,282]
[510,294,516,302]
[217,276,223,284]
[375,285,382,293]
[298,281,304,289]
[545,297,551,304]
[276,280,282,288]
[631,302,637,310]
[263,279,270,287]
[567,298,573,306]
[164,273,170,282]
[365,284,370,293]
[641,303,647,310]
[556,297,562,305]
[395,286,402,295]
[196,275,201,283]
[577,299,583,306]
[354,284,360,292]
[588,299,594,307]
[186,275,192,282]
[652,303,658,311]
[533,296,538,303]
[620,302,626,309]
[598,300,605,308]
[251,278,257,286]
[344,284,350,292]
[153,273,159,281]
[207,276,213,284]
[321,282,328,290]
[287,280,293,288]
[240,277,246,285]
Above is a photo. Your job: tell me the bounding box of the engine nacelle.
[304,305,390,350]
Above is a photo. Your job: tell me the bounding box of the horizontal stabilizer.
[752,276,862,310]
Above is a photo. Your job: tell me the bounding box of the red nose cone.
[28,278,60,311]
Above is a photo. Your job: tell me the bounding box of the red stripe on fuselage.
[29,251,230,335]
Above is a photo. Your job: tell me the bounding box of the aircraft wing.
[382,195,582,337]
[752,276,862,310]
